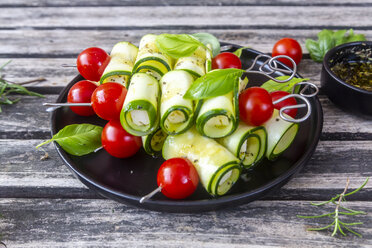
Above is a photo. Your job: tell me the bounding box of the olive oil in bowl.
[331,61,372,91]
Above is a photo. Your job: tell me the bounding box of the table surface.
[0,1,372,247]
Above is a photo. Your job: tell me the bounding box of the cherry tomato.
[272,38,302,68]
[67,80,97,116]
[212,52,242,69]
[76,47,110,81]
[91,82,127,121]
[157,158,199,200]
[239,87,274,126]
[270,91,298,118]
[101,120,142,158]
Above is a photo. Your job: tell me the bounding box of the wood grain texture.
[0,199,371,247]
[2,0,372,7]
[0,139,371,200]
[1,6,371,29]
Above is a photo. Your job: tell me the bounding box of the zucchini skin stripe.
[160,105,193,135]
[208,162,241,196]
[196,108,237,138]
[135,65,164,77]
[133,56,172,73]
[99,70,131,85]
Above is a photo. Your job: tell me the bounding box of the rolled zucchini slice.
[218,122,264,169]
[162,128,241,196]
[264,109,299,161]
[250,126,267,166]
[100,42,138,87]
[160,70,195,135]
[120,73,160,136]
[142,128,167,156]
[133,34,173,80]
[174,46,207,78]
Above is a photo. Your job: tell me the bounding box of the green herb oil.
[331,61,372,91]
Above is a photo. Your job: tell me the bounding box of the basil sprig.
[36,124,103,156]
[184,69,244,100]
[306,29,366,62]
[155,34,206,59]
[260,76,310,93]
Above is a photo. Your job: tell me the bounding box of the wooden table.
[1,1,372,247]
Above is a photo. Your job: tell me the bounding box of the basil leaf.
[260,76,310,93]
[305,29,367,63]
[184,69,244,100]
[36,124,103,156]
[192,33,220,57]
[155,34,205,59]
[233,47,250,58]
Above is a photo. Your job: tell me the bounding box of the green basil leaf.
[333,30,347,45]
[184,68,244,100]
[155,34,204,59]
[192,33,220,57]
[36,124,103,156]
[260,76,310,93]
[233,47,250,58]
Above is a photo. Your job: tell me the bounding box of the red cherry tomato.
[101,120,142,158]
[239,87,274,126]
[270,91,298,118]
[91,82,127,121]
[272,38,302,68]
[67,80,97,116]
[76,47,110,81]
[157,158,199,200]
[212,52,242,69]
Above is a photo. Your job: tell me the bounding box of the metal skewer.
[139,187,162,203]
[43,102,91,112]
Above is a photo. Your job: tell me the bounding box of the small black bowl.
[321,41,372,117]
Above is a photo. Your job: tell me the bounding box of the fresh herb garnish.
[297,177,369,238]
[0,61,44,113]
[184,68,244,100]
[155,34,206,59]
[191,33,220,57]
[233,47,250,58]
[36,124,103,156]
[260,76,310,93]
[306,29,367,62]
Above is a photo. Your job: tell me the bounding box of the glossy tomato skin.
[157,158,199,200]
[270,91,298,118]
[67,80,97,116]
[91,82,127,121]
[239,87,274,126]
[272,38,302,68]
[212,52,242,69]
[76,47,110,81]
[101,120,142,158]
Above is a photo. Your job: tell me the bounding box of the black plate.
[51,43,323,212]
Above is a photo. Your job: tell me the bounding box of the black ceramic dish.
[321,41,372,117]
[51,43,323,212]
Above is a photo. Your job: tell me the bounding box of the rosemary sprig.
[0,60,45,113]
[297,177,369,238]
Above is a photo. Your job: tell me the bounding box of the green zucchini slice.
[174,46,207,78]
[217,122,263,169]
[162,128,240,196]
[100,41,138,87]
[142,128,167,156]
[160,70,195,135]
[264,109,299,161]
[133,34,173,80]
[120,73,160,136]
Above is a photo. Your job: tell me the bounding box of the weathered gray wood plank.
[0,139,371,200]
[1,29,371,58]
[1,6,371,29]
[1,94,372,139]
[0,199,371,247]
[2,0,372,7]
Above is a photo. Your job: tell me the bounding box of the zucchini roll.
[120,73,160,136]
[218,123,267,169]
[195,77,248,139]
[264,109,299,161]
[133,34,173,80]
[100,42,138,87]
[174,46,209,78]
[142,128,167,156]
[163,128,240,196]
[160,70,195,135]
